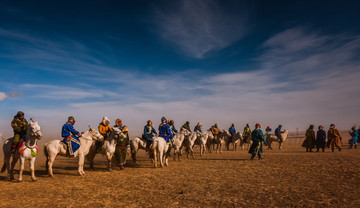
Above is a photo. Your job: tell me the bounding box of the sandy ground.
[1,134,360,208]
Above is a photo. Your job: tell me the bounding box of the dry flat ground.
[1,134,360,208]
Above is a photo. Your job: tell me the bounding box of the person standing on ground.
[328,124,342,152]
[316,125,326,152]
[302,125,316,152]
[348,126,358,149]
[249,123,267,160]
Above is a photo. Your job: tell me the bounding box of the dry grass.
[1,134,359,208]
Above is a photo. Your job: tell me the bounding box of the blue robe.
[229,126,236,136]
[159,123,173,144]
[316,129,326,148]
[349,130,358,144]
[249,129,267,154]
[61,123,80,155]
[143,125,157,141]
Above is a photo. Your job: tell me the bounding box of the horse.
[1,119,42,181]
[240,134,252,150]
[86,128,126,171]
[150,136,169,168]
[223,130,243,151]
[43,126,103,177]
[213,130,228,153]
[129,133,155,163]
[184,131,201,159]
[266,130,289,150]
[199,131,213,156]
[172,128,191,161]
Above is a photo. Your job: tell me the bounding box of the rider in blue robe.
[249,123,267,160]
[143,120,157,149]
[229,123,236,142]
[158,117,173,156]
[61,116,81,156]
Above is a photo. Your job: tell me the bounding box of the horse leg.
[159,149,164,168]
[10,155,18,181]
[18,157,25,182]
[78,154,85,176]
[86,152,95,170]
[106,152,112,171]
[279,142,282,150]
[153,150,157,168]
[48,154,56,178]
[30,157,36,181]
[3,153,11,178]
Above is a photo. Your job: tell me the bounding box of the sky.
[1,0,360,138]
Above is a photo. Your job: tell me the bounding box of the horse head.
[112,128,126,140]
[28,118,42,140]
[88,125,104,141]
[180,128,191,136]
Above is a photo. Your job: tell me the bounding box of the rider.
[264,126,272,137]
[243,123,251,140]
[275,125,284,141]
[168,120,178,135]
[61,116,81,156]
[249,123,267,160]
[11,111,29,154]
[181,121,192,133]
[97,116,113,152]
[211,123,221,142]
[229,123,236,143]
[158,117,173,157]
[194,122,202,133]
[143,120,157,149]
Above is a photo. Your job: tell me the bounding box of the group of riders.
[10,111,359,165]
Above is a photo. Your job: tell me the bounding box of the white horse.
[86,128,126,171]
[213,130,228,153]
[266,130,289,150]
[224,130,243,151]
[1,119,42,181]
[240,134,252,150]
[199,131,213,156]
[129,133,155,163]
[173,128,191,161]
[184,131,201,159]
[150,136,169,168]
[44,126,103,177]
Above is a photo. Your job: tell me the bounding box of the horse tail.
[43,143,49,171]
[130,139,137,163]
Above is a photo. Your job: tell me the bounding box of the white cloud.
[153,0,249,58]
[0,92,7,101]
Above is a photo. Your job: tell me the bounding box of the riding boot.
[166,146,172,157]
[10,145,16,154]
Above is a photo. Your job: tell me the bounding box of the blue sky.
[1,0,360,138]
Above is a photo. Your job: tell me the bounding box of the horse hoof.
[32,179,37,182]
